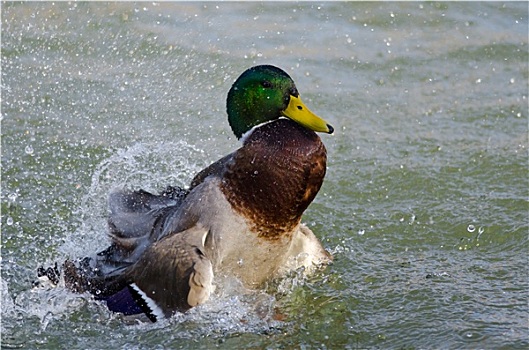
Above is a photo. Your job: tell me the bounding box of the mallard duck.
[62,65,334,322]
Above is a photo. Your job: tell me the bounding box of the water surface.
[2,2,528,349]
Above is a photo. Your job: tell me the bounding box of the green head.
[227,65,334,139]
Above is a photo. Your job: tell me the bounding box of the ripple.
[458,328,487,343]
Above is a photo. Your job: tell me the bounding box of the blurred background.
[2,2,527,349]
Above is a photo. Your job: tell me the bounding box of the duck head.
[227,65,334,139]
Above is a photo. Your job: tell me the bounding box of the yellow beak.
[282,95,334,134]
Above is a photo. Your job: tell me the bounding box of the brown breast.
[220,119,327,240]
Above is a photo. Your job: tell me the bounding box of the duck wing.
[63,187,189,303]
[122,225,214,320]
[101,185,188,263]
[108,186,188,240]
[63,154,233,320]
[64,224,213,322]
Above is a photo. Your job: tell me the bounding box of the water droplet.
[8,193,18,202]
[6,217,14,226]
[476,226,485,240]
[25,145,34,155]
[467,224,475,233]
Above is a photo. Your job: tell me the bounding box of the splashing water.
[58,140,208,258]
[4,139,293,339]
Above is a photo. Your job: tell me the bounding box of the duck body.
[62,65,333,321]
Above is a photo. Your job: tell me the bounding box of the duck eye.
[261,81,272,88]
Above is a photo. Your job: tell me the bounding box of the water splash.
[1,278,15,319]
[59,140,208,257]
[16,140,290,336]
[458,224,487,250]
[476,226,485,240]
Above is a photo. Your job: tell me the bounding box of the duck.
[61,65,334,322]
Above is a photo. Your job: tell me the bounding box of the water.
[2,2,528,349]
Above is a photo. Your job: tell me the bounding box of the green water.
[2,2,528,349]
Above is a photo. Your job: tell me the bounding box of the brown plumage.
[221,119,327,239]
